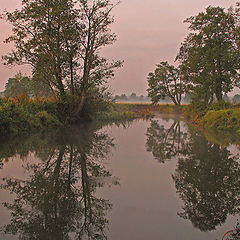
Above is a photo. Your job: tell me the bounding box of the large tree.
[177,6,240,103]
[147,61,184,105]
[2,0,121,114]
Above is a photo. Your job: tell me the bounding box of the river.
[0,115,239,240]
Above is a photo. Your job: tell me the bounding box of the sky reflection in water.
[0,116,240,240]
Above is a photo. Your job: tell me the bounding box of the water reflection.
[146,119,240,233]
[0,124,118,240]
[146,119,188,163]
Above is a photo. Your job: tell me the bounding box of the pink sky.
[0,0,237,95]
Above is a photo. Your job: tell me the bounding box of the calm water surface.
[0,115,239,240]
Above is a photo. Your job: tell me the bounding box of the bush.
[202,108,240,131]
[0,97,62,136]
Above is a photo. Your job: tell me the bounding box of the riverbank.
[0,98,156,136]
[184,102,240,135]
[1,97,239,138]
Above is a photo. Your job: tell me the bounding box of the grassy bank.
[94,103,155,121]
[0,98,155,137]
[184,102,240,135]
[0,96,62,136]
[2,96,238,138]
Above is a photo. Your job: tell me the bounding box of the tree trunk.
[75,90,86,116]
[70,56,74,96]
[215,79,223,102]
[48,82,57,101]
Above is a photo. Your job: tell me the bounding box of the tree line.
[148,3,240,106]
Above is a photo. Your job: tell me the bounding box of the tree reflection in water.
[0,124,118,240]
[146,119,188,163]
[146,118,240,233]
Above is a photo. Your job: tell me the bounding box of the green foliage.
[147,61,184,105]
[177,6,240,103]
[2,0,122,116]
[4,72,52,98]
[0,97,62,136]
[202,108,240,131]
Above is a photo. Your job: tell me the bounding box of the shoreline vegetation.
[1,96,239,142]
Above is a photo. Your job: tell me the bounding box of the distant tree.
[177,6,240,104]
[4,72,29,97]
[223,93,230,103]
[147,61,184,105]
[129,92,137,99]
[4,72,51,98]
[139,95,145,101]
[119,94,128,101]
[232,94,240,104]
[182,93,191,104]
[114,94,120,100]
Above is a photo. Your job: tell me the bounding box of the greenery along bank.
[0,96,156,136]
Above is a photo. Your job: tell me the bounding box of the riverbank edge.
[184,104,240,134]
[1,97,239,138]
[0,99,156,137]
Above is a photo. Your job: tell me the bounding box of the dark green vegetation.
[184,101,240,135]
[147,3,240,134]
[0,97,156,136]
[0,97,62,136]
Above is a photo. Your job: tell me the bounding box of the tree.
[74,0,122,114]
[147,61,184,105]
[2,0,78,97]
[119,94,127,101]
[232,94,240,104]
[223,93,230,102]
[2,0,121,115]
[177,6,240,104]
[129,92,137,100]
[4,72,52,98]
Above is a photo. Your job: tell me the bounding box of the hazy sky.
[0,0,237,95]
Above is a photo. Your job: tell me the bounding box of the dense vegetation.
[1,0,122,118]
[147,3,240,134]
